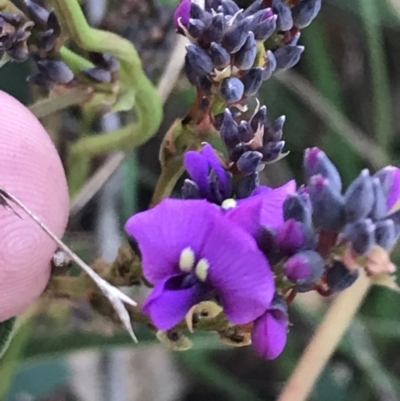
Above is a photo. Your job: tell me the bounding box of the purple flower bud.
[253,15,277,41]
[187,18,206,39]
[220,108,240,148]
[250,105,267,132]
[182,179,201,199]
[221,18,250,53]
[374,166,400,211]
[203,13,225,44]
[272,0,293,31]
[174,0,191,32]
[241,67,263,97]
[205,0,221,12]
[229,143,247,163]
[47,10,61,37]
[344,169,374,222]
[286,32,301,46]
[25,0,49,29]
[37,59,74,84]
[292,0,322,29]
[304,147,342,192]
[234,32,257,70]
[221,0,240,16]
[237,151,263,174]
[274,45,304,70]
[374,219,397,250]
[184,54,201,86]
[256,225,277,258]
[326,260,359,292]
[242,0,263,18]
[236,172,259,198]
[265,115,285,142]
[260,140,285,162]
[27,73,52,89]
[186,44,214,75]
[238,120,254,142]
[308,175,346,231]
[262,50,277,80]
[219,77,245,103]
[276,219,308,255]
[369,178,387,220]
[190,2,211,24]
[284,250,324,285]
[283,192,312,226]
[82,67,112,83]
[343,219,375,255]
[38,29,57,53]
[210,42,231,69]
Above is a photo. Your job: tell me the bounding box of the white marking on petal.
[221,198,237,210]
[195,258,210,281]
[179,247,196,272]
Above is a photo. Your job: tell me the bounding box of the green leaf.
[0,318,16,359]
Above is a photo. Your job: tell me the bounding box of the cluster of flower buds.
[82,52,120,84]
[174,0,320,101]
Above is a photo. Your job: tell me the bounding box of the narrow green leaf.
[0,318,16,359]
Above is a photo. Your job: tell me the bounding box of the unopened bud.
[292,0,322,29]
[220,108,240,148]
[187,18,206,39]
[283,192,312,226]
[186,44,214,75]
[219,77,244,103]
[262,50,277,80]
[235,172,259,198]
[237,151,263,174]
[253,15,277,41]
[203,13,225,44]
[343,219,376,255]
[326,260,359,292]
[182,179,201,199]
[241,67,263,97]
[374,219,397,250]
[238,120,254,143]
[221,18,249,53]
[274,45,304,70]
[272,0,293,31]
[284,250,324,285]
[210,42,231,69]
[234,32,257,70]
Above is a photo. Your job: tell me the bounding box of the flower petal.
[143,274,208,330]
[251,309,288,360]
[184,150,210,197]
[251,179,296,199]
[202,213,275,324]
[125,199,220,283]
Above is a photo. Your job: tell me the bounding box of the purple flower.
[374,166,400,211]
[184,143,232,204]
[224,180,296,237]
[251,294,289,360]
[125,199,274,330]
[174,0,191,33]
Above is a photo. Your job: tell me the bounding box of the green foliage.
[0,317,16,359]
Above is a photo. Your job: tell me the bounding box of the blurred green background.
[2,0,400,400]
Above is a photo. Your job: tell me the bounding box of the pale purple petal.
[125,199,220,283]
[251,309,288,360]
[386,167,400,211]
[251,179,296,198]
[184,151,210,197]
[202,213,275,324]
[143,274,208,330]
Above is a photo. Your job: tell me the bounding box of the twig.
[275,70,390,169]
[277,270,371,401]
[0,186,138,342]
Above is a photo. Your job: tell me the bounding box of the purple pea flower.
[374,166,400,211]
[125,198,274,331]
[174,0,191,33]
[224,180,296,237]
[251,294,289,360]
[184,143,232,204]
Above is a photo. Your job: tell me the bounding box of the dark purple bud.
[374,219,397,250]
[344,169,374,222]
[220,108,240,148]
[46,10,61,36]
[304,147,342,192]
[262,50,277,80]
[374,166,400,211]
[260,140,285,162]
[186,44,214,75]
[326,260,359,292]
[221,19,249,53]
[286,32,301,46]
[210,42,231,68]
[37,59,74,84]
[253,15,277,41]
[235,172,259,198]
[250,105,267,132]
[27,73,52,89]
[308,175,346,231]
[203,13,225,44]
[213,112,224,130]
[187,18,206,39]
[205,0,222,12]
[369,178,387,220]
[256,225,277,258]
[292,0,322,29]
[190,2,211,24]
[208,169,224,204]
[284,250,324,285]
[0,12,22,25]
[174,0,191,31]
[184,54,201,86]
[8,46,29,62]
[25,0,49,29]
[272,0,293,31]
[265,115,285,142]
[245,9,270,32]
[234,32,256,70]
[276,218,312,255]
[242,0,263,18]
[343,219,375,255]
[283,192,312,226]
[241,67,263,97]
[220,77,244,103]
[229,143,247,163]
[37,29,56,53]
[82,67,112,83]
[182,179,201,199]
[221,0,240,16]
[237,151,263,174]
[238,120,254,142]
[274,45,304,70]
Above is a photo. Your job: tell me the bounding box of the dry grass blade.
[0,186,137,342]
